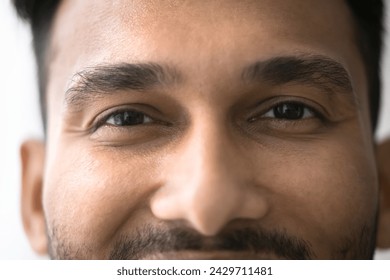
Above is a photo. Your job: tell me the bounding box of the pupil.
[114,111,144,125]
[274,103,304,119]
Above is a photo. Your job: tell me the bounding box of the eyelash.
[248,101,324,123]
[93,108,156,131]
[93,100,324,132]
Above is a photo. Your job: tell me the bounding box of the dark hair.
[13,0,384,131]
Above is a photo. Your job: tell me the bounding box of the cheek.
[42,143,160,253]
[258,135,378,252]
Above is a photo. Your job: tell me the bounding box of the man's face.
[36,0,379,259]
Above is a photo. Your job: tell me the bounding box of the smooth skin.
[21,0,390,259]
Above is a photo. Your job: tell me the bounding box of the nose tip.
[151,179,270,236]
[150,155,270,236]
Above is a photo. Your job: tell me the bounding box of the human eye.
[245,99,327,135]
[92,106,162,131]
[90,106,170,145]
[260,102,316,120]
[248,101,321,123]
[104,110,153,127]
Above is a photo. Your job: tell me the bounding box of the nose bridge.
[184,115,243,213]
[189,114,239,188]
[151,112,269,236]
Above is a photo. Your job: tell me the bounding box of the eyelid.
[247,97,328,123]
[105,110,153,125]
[262,102,316,119]
[92,107,156,132]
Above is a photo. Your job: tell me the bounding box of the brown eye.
[263,102,315,120]
[106,110,153,126]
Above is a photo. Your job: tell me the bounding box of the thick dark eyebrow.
[242,55,353,94]
[65,55,354,111]
[65,63,178,109]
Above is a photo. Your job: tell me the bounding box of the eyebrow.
[242,55,353,94]
[65,63,178,109]
[65,55,354,110]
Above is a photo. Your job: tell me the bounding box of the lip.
[139,250,284,260]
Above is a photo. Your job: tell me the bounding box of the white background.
[1,0,390,259]
[1,261,390,279]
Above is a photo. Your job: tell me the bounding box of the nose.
[150,116,269,236]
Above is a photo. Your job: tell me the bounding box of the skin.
[20,0,390,259]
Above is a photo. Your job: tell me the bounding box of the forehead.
[46,0,368,128]
[50,0,357,67]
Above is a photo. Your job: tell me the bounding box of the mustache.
[109,224,315,260]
